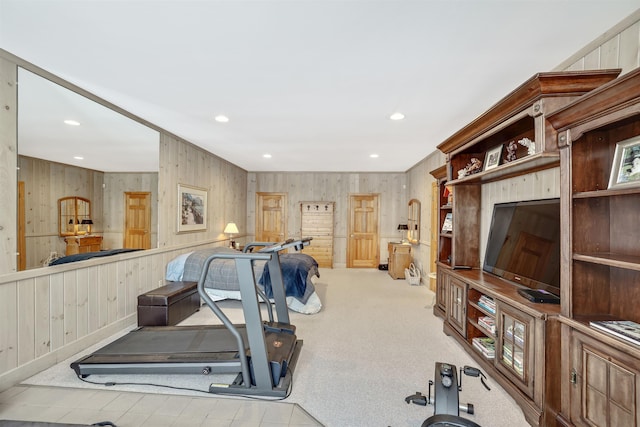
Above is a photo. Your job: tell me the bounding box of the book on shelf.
[441,213,453,232]
[590,320,640,346]
[505,323,525,347]
[502,345,524,376]
[478,316,496,334]
[472,337,495,359]
[477,295,496,314]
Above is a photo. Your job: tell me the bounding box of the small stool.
[137,281,200,326]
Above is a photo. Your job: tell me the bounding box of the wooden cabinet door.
[256,192,287,243]
[496,302,535,398]
[347,194,379,268]
[124,192,151,249]
[569,330,639,427]
[447,277,466,337]
[435,268,448,315]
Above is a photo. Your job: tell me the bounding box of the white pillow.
[165,252,193,281]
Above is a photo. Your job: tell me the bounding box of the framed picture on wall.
[177,184,208,232]
[608,136,640,190]
[484,145,503,171]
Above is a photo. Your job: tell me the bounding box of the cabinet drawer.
[80,236,102,246]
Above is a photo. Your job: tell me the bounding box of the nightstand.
[65,235,103,256]
[388,242,412,279]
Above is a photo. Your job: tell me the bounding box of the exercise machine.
[405,362,489,427]
[70,238,312,398]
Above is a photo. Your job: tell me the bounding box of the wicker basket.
[404,263,421,286]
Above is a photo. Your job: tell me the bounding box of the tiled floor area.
[0,384,323,426]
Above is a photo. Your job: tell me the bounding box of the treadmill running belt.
[92,325,248,355]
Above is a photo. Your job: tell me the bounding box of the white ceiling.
[2,1,639,173]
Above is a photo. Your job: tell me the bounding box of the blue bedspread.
[181,249,319,304]
[260,253,318,303]
[49,248,140,265]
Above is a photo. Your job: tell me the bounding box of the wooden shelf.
[447,152,560,186]
[573,252,640,271]
[573,187,640,199]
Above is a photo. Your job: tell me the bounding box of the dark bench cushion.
[138,281,198,306]
[137,281,200,326]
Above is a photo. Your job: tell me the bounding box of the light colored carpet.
[23,268,528,427]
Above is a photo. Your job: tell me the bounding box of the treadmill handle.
[196,252,271,388]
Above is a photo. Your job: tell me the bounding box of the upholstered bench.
[137,281,200,326]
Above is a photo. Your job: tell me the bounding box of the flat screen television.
[483,198,561,300]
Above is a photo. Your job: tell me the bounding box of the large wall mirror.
[407,198,420,245]
[17,67,160,270]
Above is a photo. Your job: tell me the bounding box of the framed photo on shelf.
[484,145,503,171]
[608,136,640,190]
[177,184,208,233]
[441,213,453,232]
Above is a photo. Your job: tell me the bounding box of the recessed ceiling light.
[370,154,379,158]
[389,112,405,121]
[73,156,84,160]
[214,115,229,123]
[263,154,272,158]
[64,120,80,126]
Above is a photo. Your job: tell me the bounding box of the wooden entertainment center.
[430,69,640,427]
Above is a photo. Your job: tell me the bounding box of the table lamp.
[224,222,239,248]
[81,219,93,234]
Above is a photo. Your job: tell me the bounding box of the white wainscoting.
[0,240,218,391]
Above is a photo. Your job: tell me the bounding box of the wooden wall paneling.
[158,133,247,249]
[250,172,406,267]
[63,270,77,345]
[0,280,18,373]
[0,57,17,275]
[75,267,89,341]
[105,264,117,325]
[49,273,64,351]
[127,260,138,315]
[556,10,640,75]
[34,276,50,358]
[619,21,640,71]
[17,278,35,365]
[601,35,621,69]
[86,265,99,335]
[116,262,127,319]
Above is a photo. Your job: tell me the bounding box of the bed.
[48,248,141,266]
[166,247,322,314]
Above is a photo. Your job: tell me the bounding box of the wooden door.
[124,192,151,249]
[347,194,379,268]
[256,192,287,243]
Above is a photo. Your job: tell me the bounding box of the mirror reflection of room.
[407,198,421,244]
[16,67,160,270]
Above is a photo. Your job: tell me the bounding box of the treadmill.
[70,238,311,398]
